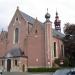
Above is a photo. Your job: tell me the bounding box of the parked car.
[67,71,75,75]
[53,68,75,75]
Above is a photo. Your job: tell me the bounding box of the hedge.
[28,68,59,72]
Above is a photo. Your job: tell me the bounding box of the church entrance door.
[7,59,11,72]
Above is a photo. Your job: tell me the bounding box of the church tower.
[54,11,61,32]
[44,9,53,67]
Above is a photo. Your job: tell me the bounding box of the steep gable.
[8,8,26,28]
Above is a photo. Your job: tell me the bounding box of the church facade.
[0,7,64,72]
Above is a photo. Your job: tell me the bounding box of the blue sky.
[0,0,75,32]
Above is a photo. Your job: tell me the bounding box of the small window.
[15,60,17,66]
[22,51,24,55]
[35,30,37,34]
[16,17,18,21]
[61,45,64,56]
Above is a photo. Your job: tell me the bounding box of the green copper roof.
[52,29,64,39]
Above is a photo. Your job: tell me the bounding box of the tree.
[63,23,75,66]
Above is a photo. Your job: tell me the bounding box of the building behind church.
[0,7,64,72]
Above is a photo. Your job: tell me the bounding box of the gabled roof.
[4,48,24,57]
[9,48,22,57]
[20,10,64,39]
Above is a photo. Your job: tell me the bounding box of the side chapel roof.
[4,48,25,58]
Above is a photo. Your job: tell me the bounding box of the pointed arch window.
[61,45,64,56]
[15,28,19,43]
[54,42,56,57]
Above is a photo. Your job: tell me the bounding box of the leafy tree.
[63,23,75,66]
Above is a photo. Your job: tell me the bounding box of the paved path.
[2,72,53,75]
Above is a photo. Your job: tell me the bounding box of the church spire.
[54,11,61,32]
[56,11,59,18]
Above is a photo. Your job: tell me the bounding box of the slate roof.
[4,48,24,57]
[9,48,22,57]
[20,11,64,39]
[0,48,28,59]
[21,11,35,24]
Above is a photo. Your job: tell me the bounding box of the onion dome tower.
[44,8,53,67]
[54,11,61,32]
[45,8,50,22]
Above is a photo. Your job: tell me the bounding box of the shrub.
[54,58,69,67]
[28,67,59,72]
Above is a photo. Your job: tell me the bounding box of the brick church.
[0,7,64,72]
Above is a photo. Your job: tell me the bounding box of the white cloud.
[0,0,75,32]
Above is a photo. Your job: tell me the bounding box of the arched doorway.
[7,59,11,72]
[22,64,25,72]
